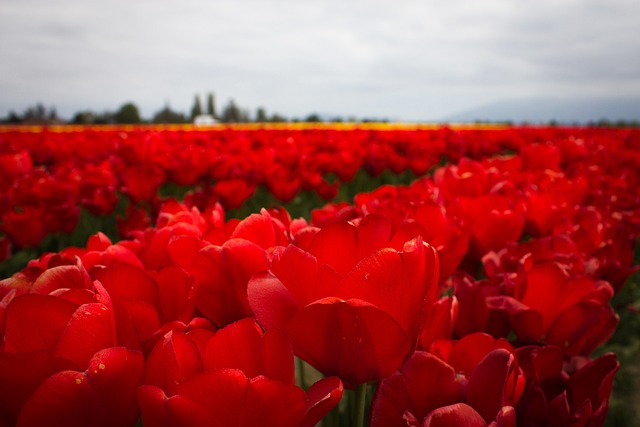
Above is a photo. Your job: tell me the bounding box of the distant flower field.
[0,123,638,426]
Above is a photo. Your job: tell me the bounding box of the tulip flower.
[515,345,619,426]
[138,318,343,427]
[248,215,439,386]
[0,279,144,426]
[486,260,618,355]
[370,348,519,427]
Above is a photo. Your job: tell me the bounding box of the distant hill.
[445,97,640,124]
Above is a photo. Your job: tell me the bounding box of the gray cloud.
[1,0,639,121]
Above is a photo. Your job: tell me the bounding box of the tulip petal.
[3,294,77,353]
[17,348,143,427]
[546,302,618,356]
[0,351,58,425]
[302,376,344,427]
[567,353,619,416]
[204,318,294,384]
[144,330,203,395]
[54,302,116,369]
[270,244,341,306]
[189,241,264,327]
[371,351,466,427]
[422,403,487,427]
[230,211,287,249]
[467,349,514,423]
[419,296,458,350]
[447,333,512,378]
[242,376,307,426]
[137,385,171,427]
[287,298,411,385]
[30,264,91,295]
[165,393,220,427]
[153,264,196,323]
[355,214,393,260]
[338,239,436,339]
[521,263,594,332]
[174,369,307,427]
[248,271,299,331]
[485,296,543,341]
[308,221,358,275]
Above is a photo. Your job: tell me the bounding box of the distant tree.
[93,112,115,125]
[3,111,22,124]
[221,99,243,123]
[48,107,59,121]
[20,103,62,124]
[114,102,142,124]
[22,103,48,124]
[206,93,216,118]
[71,110,97,124]
[25,103,46,120]
[255,107,268,122]
[153,104,187,124]
[269,113,287,123]
[305,113,322,123]
[191,95,203,120]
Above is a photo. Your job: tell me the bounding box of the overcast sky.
[1,0,640,121]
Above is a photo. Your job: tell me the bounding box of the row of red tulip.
[1,125,635,252]
[0,125,639,426]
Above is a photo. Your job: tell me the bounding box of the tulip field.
[0,124,639,426]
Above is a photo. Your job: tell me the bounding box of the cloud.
[1,0,640,120]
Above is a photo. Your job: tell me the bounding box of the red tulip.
[428,333,525,412]
[213,178,257,210]
[0,279,145,425]
[370,349,519,427]
[452,271,512,338]
[481,234,586,279]
[452,193,527,258]
[486,261,618,355]
[14,348,144,427]
[139,318,343,427]
[515,346,619,427]
[186,238,269,328]
[120,164,166,204]
[355,184,469,285]
[248,215,439,385]
[418,296,458,350]
[0,206,50,248]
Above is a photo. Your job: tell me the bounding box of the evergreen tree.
[206,93,216,118]
[255,107,268,122]
[191,95,203,120]
[221,99,241,123]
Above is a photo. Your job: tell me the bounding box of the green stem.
[296,357,306,390]
[323,405,340,427]
[354,383,368,427]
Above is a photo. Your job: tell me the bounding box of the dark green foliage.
[190,95,203,120]
[206,93,216,118]
[220,99,249,123]
[255,107,268,123]
[152,105,188,124]
[114,102,142,124]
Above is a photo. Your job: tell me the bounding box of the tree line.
[0,92,364,125]
[4,95,636,127]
